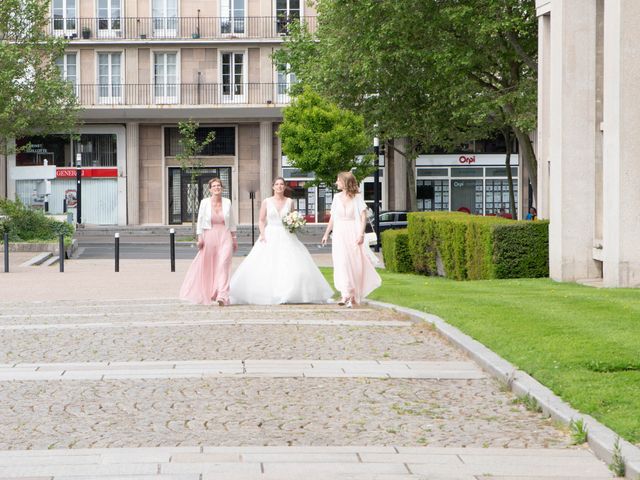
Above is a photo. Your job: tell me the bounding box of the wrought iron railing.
[74,83,293,106]
[50,16,316,40]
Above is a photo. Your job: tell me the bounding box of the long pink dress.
[179,202,233,305]
[331,193,382,303]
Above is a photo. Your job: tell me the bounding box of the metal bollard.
[170,228,175,272]
[114,232,120,273]
[59,234,64,273]
[3,233,8,273]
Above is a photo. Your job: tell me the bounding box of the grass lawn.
[320,268,640,445]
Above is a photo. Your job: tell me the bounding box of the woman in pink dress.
[180,177,237,305]
[321,171,381,308]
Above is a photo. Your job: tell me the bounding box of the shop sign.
[458,155,476,164]
[56,168,118,178]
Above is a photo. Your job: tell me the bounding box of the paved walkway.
[0,259,613,478]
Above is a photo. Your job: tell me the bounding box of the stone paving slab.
[0,447,612,479]
[0,360,485,381]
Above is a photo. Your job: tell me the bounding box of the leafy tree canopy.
[278,87,374,187]
[275,0,538,182]
[0,0,80,152]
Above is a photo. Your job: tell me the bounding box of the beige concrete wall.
[179,48,217,84]
[602,0,640,287]
[79,49,95,84]
[547,0,600,282]
[139,125,163,224]
[138,48,150,84]
[237,124,260,223]
[248,48,261,83]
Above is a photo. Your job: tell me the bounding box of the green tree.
[0,0,80,197]
[275,0,537,215]
[175,120,215,238]
[278,87,374,188]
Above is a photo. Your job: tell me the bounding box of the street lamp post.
[75,152,82,225]
[373,136,381,252]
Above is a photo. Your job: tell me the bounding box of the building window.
[98,52,122,102]
[98,0,121,34]
[56,53,77,89]
[485,179,518,216]
[276,63,297,102]
[221,52,244,98]
[152,0,178,38]
[74,134,118,167]
[164,126,236,156]
[15,133,117,167]
[52,0,76,32]
[221,0,245,34]
[417,179,448,211]
[154,52,178,103]
[276,0,301,34]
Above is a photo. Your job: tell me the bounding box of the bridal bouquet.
[282,210,306,233]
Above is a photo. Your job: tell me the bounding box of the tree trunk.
[512,126,538,204]
[190,172,197,240]
[0,139,8,199]
[503,129,517,220]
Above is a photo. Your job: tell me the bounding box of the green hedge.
[381,228,412,273]
[0,198,74,242]
[407,212,548,280]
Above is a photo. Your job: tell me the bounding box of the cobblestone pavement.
[0,295,612,478]
[0,301,572,449]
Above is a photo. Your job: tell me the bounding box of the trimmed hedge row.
[381,228,412,273]
[406,212,548,280]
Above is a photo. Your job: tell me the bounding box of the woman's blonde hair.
[338,171,359,197]
[208,177,223,188]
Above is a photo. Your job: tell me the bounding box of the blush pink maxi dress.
[179,201,233,305]
[331,193,381,303]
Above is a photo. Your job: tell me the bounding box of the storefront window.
[417,168,448,177]
[451,167,483,177]
[164,127,235,156]
[16,136,69,166]
[451,179,483,214]
[417,179,448,211]
[74,134,117,167]
[485,179,518,215]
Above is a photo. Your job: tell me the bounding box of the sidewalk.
[0,258,614,479]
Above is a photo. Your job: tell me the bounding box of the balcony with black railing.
[74,83,293,106]
[50,16,316,40]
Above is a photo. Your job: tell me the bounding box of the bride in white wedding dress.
[229,177,334,305]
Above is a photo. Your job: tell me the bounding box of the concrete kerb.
[366,299,640,479]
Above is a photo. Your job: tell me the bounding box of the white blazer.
[196,196,236,235]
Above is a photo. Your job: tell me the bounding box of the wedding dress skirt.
[230,225,333,304]
[230,200,334,305]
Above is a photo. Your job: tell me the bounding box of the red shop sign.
[56,168,118,178]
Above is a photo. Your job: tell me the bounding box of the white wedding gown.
[229,198,334,305]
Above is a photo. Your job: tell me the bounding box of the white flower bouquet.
[282,210,306,233]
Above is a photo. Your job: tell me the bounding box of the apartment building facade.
[7,0,315,226]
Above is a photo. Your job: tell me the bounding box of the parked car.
[365,210,409,233]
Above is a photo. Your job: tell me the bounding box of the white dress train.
[230,198,334,305]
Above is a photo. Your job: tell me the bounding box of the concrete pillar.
[259,121,273,200]
[126,122,140,225]
[393,138,407,210]
[536,13,551,219]
[548,0,600,281]
[602,0,640,287]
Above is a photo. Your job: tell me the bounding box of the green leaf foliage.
[0,0,80,155]
[0,198,74,242]
[278,87,374,186]
[381,228,412,273]
[407,212,548,280]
